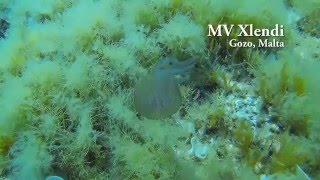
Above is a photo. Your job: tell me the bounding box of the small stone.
[254,162,263,174]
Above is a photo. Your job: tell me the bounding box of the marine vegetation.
[0,0,319,179]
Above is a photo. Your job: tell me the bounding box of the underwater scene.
[0,0,320,179]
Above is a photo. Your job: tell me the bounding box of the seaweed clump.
[297,9,320,38]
